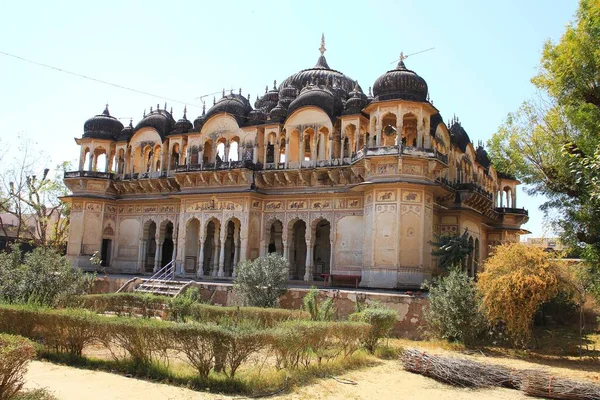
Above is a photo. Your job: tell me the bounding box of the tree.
[0,138,70,252]
[477,243,566,348]
[430,229,473,271]
[487,0,600,282]
[233,253,289,308]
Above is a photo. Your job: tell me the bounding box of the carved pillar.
[79,147,86,171]
[224,143,230,162]
[375,125,382,147]
[197,236,205,277]
[395,122,404,146]
[217,229,226,277]
[104,154,110,173]
[328,134,333,161]
[300,133,305,166]
[137,239,144,272]
[304,239,313,281]
[88,152,94,171]
[153,234,161,272]
[417,122,424,148]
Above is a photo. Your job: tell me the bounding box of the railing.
[64,170,114,179]
[495,207,529,216]
[456,183,494,200]
[134,260,176,292]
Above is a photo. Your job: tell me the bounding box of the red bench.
[321,273,362,288]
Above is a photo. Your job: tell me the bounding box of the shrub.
[66,293,169,317]
[171,323,227,378]
[233,253,289,307]
[0,305,41,340]
[477,243,567,348]
[0,245,94,306]
[302,287,334,321]
[37,310,105,357]
[185,303,308,327]
[0,334,36,400]
[349,306,397,353]
[423,268,486,345]
[102,317,171,365]
[222,320,269,378]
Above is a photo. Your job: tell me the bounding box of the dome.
[278,84,298,109]
[255,82,279,113]
[193,104,207,130]
[135,105,175,137]
[247,108,267,125]
[475,144,491,169]
[83,105,124,140]
[117,119,134,142]
[429,113,444,136]
[279,35,360,100]
[344,82,368,115]
[448,117,471,152]
[372,57,428,102]
[171,107,193,134]
[287,84,338,120]
[205,91,252,126]
[269,101,288,123]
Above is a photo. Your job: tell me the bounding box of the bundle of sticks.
[521,371,600,400]
[401,348,523,389]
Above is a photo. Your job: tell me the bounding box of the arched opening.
[145,221,157,273]
[303,128,314,161]
[117,149,125,174]
[203,219,221,276]
[313,219,331,279]
[185,218,200,274]
[317,128,329,160]
[381,113,398,146]
[344,124,357,157]
[466,236,474,277]
[142,145,153,173]
[190,145,199,165]
[153,145,162,172]
[289,220,307,280]
[216,138,226,163]
[160,221,174,267]
[267,219,283,255]
[223,219,240,277]
[229,137,240,162]
[279,134,286,163]
[95,148,107,172]
[473,238,480,278]
[402,113,418,147]
[171,143,180,168]
[203,140,213,164]
[266,132,277,163]
[82,147,91,171]
[503,186,512,207]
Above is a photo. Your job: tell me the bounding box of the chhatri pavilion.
[62,36,528,289]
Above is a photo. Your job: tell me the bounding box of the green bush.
[0,334,36,400]
[302,287,334,321]
[233,253,289,307]
[170,322,226,378]
[185,303,308,327]
[37,310,105,357]
[66,293,169,318]
[0,305,42,340]
[424,268,486,345]
[349,306,397,353]
[0,245,94,306]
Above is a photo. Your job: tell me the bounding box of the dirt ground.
[24,359,528,400]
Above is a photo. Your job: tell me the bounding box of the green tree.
[430,229,473,271]
[233,253,289,308]
[487,0,600,285]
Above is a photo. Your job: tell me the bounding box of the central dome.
[372,57,428,102]
[279,35,360,96]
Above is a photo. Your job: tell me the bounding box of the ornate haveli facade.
[63,37,528,289]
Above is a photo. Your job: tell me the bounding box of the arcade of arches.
[63,38,529,289]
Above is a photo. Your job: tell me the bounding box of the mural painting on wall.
[402,191,421,203]
[347,198,361,208]
[251,200,262,210]
[376,190,396,202]
[403,164,422,175]
[186,199,242,212]
[72,203,83,212]
[87,182,105,191]
[366,193,373,204]
[440,225,458,236]
[264,201,283,211]
[335,199,345,209]
[288,200,307,210]
[311,200,331,210]
[86,203,102,212]
[377,163,397,175]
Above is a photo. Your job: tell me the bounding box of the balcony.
[456,183,493,201]
[495,207,528,216]
[64,170,114,179]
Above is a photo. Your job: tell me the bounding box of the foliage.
[0,137,71,252]
[487,0,600,288]
[0,334,36,400]
[430,229,473,271]
[477,243,568,347]
[423,268,486,345]
[349,305,397,353]
[302,287,334,321]
[12,389,57,400]
[0,245,94,306]
[65,293,169,318]
[233,253,289,308]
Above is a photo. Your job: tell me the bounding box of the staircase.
[133,261,190,297]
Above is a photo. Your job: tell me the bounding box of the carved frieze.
[376,190,396,202]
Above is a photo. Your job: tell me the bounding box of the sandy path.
[24,360,528,400]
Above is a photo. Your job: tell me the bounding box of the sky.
[0,0,579,238]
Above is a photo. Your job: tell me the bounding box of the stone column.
[137,239,144,272]
[284,136,290,168]
[395,123,403,146]
[217,230,226,277]
[253,144,258,164]
[177,236,185,275]
[328,134,334,161]
[153,234,161,272]
[304,239,313,281]
[166,145,172,173]
[329,239,334,273]
[274,141,280,165]
[283,241,292,278]
[211,235,218,277]
[79,148,86,171]
[224,143,230,162]
[417,122,424,148]
[375,125,382,147]
[197,237,205,277]
[88,153,94,171]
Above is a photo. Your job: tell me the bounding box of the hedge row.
[65,293,309,327]
[0,333,36,400]
[0,304,369,378]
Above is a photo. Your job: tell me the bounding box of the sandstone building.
[63,37,528,288]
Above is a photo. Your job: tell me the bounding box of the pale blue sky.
[0,0,578,238]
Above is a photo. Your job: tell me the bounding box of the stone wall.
[92,276,426,339]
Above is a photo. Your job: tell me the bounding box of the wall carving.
[376,190,397,202]
[186,200,242,212]
[402,191,421,203]
[264,201,284,211]
[402,164,422,175]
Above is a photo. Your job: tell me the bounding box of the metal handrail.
[135,260,176,292]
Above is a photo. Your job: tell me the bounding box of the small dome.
[278,84,298,109]
[171,107,193,134]
[269,101,287,123]
[193,104,207,130]
[287,84,338,120]
[372,57,428,102]
[344,82,368,115]
[135,106,175,137]
[448,117,471,152]
[205,91,252,126]
[475,144,491,169]
[255,81,279,113]
[117,119,134,142]
[429,113,444,136]
[247,108,267,126]
[83,105,124,140]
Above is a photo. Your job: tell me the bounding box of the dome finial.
[239,88,242,95]
[213,96,216,105]
[103,103,110,116]
[183,105,187,119]
[273,80,277,90]
[319,33,326,56]
[397,52,407,69]
[164,102,167,111]
[143,109,146,117]
[202,102,206,115]
[222,88,225,97]
[369,87,372,96]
